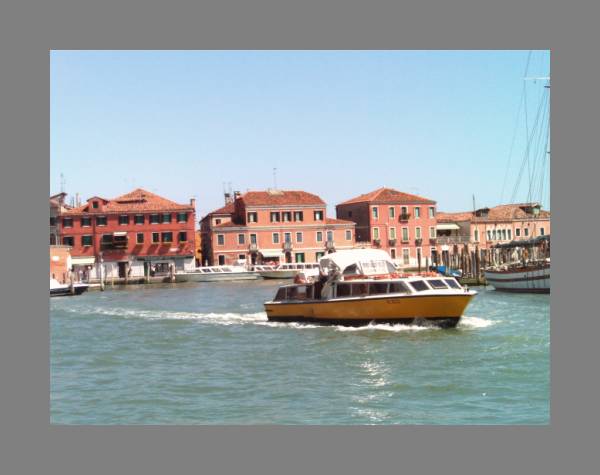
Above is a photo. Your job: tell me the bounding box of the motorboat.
[174,265,260,282]
[253,262,320,279]
[50,278,89,297]
[264,249,476,327]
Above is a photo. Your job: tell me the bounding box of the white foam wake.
[458,316,497,329]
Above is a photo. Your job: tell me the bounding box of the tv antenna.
[273,167,278,189]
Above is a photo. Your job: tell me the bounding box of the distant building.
[50,245,72,283]
[57,188,196,280]
[200,190,356,266]
[50,192,71,245]
[336,187,438,268]
[436,203,551,251]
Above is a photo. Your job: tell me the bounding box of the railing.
[415,238,422,246]
[372,239,381,247]
[388,239,397,246]
[283,241,293,251]
[248,243,258,252]
[399,213,411,222]
[435,235,472,245]
[429,238,437,245]
[325,240,335,250]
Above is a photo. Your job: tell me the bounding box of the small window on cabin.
[343,264,360,275]
[275,288,287,301]
[288,286,308,300]
[444,279,461,289]
[389,281,410,294]
[427,279,449,289]
[336,283,351,297]
[369,283,389,295]
[409,280,430,292]
[351,283,369,297]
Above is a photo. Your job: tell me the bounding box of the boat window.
[351,283,369,297]
[275,288,287,301]
[287,285,310,300]
[201,269,212,273]
[213,268,223,273]
[343,264,360,275]
[444,279,461,289]
[221,267,232,272]
[369,282,389,295]
[336,283,352,297]
[389,281,410,294]
[427,279,448,289]
[409,280,431,292]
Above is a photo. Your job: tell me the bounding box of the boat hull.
[264,293,474,327]
[484,265,550,294]
[258,270,299,279]
[175,272,260,282]
[50,284,89,297]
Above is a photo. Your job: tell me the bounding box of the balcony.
[388,239,397,246]
[248,243,258,252]
[372,239,381,247]
[283,241,293,251]
[429,238,437,245]
[325,240,335,250]
[415,238,423,246]
[399,213,411,222]
[435,235,472,245]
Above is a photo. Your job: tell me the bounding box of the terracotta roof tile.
[207,202,236,215]
[338,187,436,205]
[437,211,474,222]
[438,203,551,223]
[325,217,356,225]
[241,190,325,206]
[63,188,193,214]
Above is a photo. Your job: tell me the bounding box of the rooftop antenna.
[472,194,477,211]
[60,173,65,193]
[273,167,278,190]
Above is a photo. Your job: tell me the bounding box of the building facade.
[50,245,72,283]
[50,192,71,245]
[201,190,356,266]
[436,203,551,252]
[336,187,438,268]
[57,188,196,280]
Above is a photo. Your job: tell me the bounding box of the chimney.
[224,192,233,204]
[233,191,241,200]
[190,198,196,209]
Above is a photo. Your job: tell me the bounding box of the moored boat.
[264,249,476,327]
[175,265,260,282]
[254,262,320,279]
[50,278,89,297]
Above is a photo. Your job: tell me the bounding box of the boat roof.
[319,249,395,275]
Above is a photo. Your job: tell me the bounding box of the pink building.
[336,187,438,268]
[200,190,356,266]
[436,203,551,251]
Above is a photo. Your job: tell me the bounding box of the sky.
[50,50,550,218]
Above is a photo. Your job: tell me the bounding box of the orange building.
[50,245,72,283]
[201,190,356,266]
[336,187,438,268]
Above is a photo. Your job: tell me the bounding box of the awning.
[259,250,283,258]
[436,223,460,231]
[113,231,128,236]
[71,256,96,265]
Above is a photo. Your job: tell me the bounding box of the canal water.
[51,281,549,424]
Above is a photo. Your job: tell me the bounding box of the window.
[162,213,172,224]
[345,230,352,241]
[414,207,421,218]
[430,226,436,239]
[96,216,107,226]
[177,212,188,223]
[78,216,90,227]
[92,201,99,209]
[150,214,160,224]
[247,212,258,223]
[492,230,497,240]
[50,234,56,245]
[428,279,448,289]
[63,217,73,228]
[348,211,353,218]
[134,214,144,225]
[409,280,430,292]
[238,254,245,260]
[238,234,245,245]
[351,283,369,297]
[507,229,512,240]
[101,234,113,245]
[402,227,409,241]
[403,248,410,265]
[296,232,303,243]
[250,234,257,244]
[502,229,507,240]
[390,281,410,293]
[415,227,422,239]
[137,233,144,244]
[327,230,333,241]
[215,218,222,225]
[524,228,529,237]
[294,211,304,222]
[336,283,351,298]
[178,231,187,242]
[272,233,280,244]
[316,231,323,242]
[119,215,129,225]
[390,227,396,239]
[445,279,461,289]
[50,217,56,226]
[372,207,379,219]
[390,248,396,259]
[218,255,225,266]
[373,228,380,240]
[62,236,74,246]
[81,235,93,246]
[369,283,389,295]
[540,227,545,236]
[487,230,492,240]
[315,251,324,260]
[474,229,479,241]
[429,206,435,218]
[270,212,280,222]
[295,252,305,263]
[314,210,323,221]
[162,232,173,243]
[401,206,408,219]
[284,232,292,243]
[217,234,225,246]
[516,228,521,237]
[389,207,395,218]
[152,232,160,243]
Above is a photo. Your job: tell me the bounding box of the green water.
[50,281,549,424]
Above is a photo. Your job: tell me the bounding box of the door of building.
[118,261,127,278]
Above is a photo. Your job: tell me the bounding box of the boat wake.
[62,305,496,331]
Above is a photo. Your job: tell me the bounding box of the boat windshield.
[409,280,431,292]
[444,278,461,289]
[275,285,314,301]
[427,279,448,289]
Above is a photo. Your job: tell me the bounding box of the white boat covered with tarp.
[253,262,320,279]
[175,265,260,282]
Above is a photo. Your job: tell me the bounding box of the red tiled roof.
[207,202,236,215]
[63,188,193,214]
[338,187,436,205]
[437,203,551,223]
[325,217,356,226]
[437,211,474,222]
[241,190,325,206]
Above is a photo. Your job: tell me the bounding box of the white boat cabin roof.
[319,249,396,276]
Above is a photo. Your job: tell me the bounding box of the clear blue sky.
[51,50,550,218]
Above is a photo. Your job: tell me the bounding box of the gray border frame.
[2,0,600,474]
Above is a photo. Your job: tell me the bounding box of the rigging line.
[528,88,549,203]
[522,51,533,201]
[534,98,550,204]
